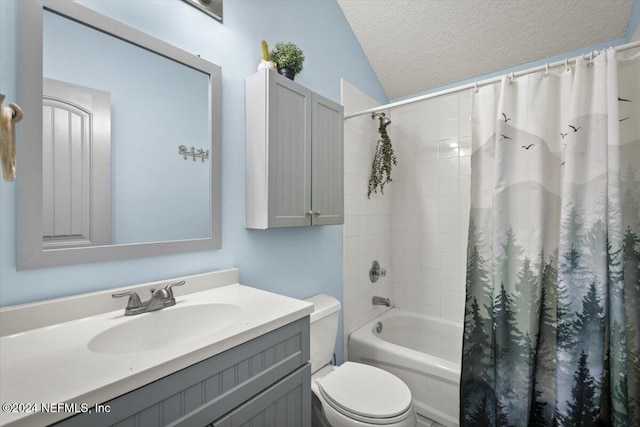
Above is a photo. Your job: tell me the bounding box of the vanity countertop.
[0,284,313,426]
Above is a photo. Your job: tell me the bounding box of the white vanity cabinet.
[245,69,344,229]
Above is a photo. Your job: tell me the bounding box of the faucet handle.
[112,291,142,309]
[164,280,185,298]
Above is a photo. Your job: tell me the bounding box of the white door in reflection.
[42,78,112,248]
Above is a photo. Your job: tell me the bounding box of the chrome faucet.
[372,296,392,307]
[113,280,185,316]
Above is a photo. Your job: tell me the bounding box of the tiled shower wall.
[389,92,471,322]
[341,81,393,357]
[341,83,472,356]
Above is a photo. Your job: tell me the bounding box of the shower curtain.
[461,48,639,426]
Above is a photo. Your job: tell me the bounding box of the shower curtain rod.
[344,39,640,120]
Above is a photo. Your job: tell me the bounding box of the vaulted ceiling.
[337,0,635,99]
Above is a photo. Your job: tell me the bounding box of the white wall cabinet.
[246,69,344,229]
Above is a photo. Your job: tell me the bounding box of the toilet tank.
[305,294,340,374]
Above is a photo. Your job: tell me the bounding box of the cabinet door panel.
[211,364,311,427]
[311,93,344,226]
[267,77,312,227]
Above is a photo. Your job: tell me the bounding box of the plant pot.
[278,67,296,80]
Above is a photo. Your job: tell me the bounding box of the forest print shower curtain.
[461,49,639,427]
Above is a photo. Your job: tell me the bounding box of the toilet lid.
[317,362,412,419]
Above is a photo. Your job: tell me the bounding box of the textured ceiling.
[337,0,634,99]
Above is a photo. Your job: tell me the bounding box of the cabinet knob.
[313,210,321,216]
[305,210,314,217]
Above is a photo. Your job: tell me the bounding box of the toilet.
[306,294,416,427]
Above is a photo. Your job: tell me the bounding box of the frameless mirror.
[18,0,221,269]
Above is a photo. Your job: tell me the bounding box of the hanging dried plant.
[367,113,396,198]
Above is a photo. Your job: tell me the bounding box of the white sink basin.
[88,303,242,354]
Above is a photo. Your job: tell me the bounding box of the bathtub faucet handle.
[369,260,386,283]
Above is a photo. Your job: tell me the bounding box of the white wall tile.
[460,196,471,217]
[440,233,462,253]
[422,251,440,270]
[439,177,460,196]
[459,175,471,195]
[343,82,394,355]
[421,232,440,252]
[459,137,472,157]
[439,158,459,177]
[439,214,459,234]
[459,155,471,175]
[438,99,459,122]
[420,123,440,143]
[439,196,459,215]
[421,178,440,197]
[417,141,439,160]
[420,197,440,215]
[422,215,440,233]
[439,119,459,140]
[345,90,469,350]
[421,103,439,124]
[438,140,459,159]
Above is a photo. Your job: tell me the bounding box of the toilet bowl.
[306,294,416,427]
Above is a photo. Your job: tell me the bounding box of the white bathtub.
[348,309,463,427]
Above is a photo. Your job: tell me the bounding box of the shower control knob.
[369,260,386,283]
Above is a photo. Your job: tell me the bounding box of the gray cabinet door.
[212,364,311,427]
[311,93,344,226]
[245,70,344,229]
[267,73,312,228]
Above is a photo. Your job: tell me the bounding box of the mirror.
[18,0,222,269]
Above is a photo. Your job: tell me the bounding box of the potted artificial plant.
[270,42,304,80]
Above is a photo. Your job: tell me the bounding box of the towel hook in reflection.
[178,144,209,162]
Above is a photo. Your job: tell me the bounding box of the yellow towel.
[0,95,22,182]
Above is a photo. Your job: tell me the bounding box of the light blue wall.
[626,0,640,41]
[0,0,387,363]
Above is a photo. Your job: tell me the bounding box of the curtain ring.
[544,63,549,78]
[564,58,570,72]
[473,81,479,94]
[588,51,594,67]
[507,72,515,82]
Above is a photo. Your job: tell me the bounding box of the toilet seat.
[316,362,413,425]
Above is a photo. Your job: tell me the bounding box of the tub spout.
[372,296,391,307]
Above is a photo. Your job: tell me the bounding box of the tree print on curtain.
[460,49,640,427]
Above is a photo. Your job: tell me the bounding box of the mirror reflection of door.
[42,78,111,248]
